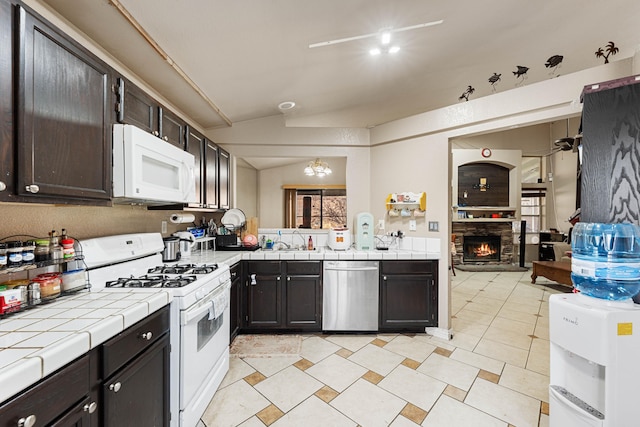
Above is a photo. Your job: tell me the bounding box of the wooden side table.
[531,261,573,288]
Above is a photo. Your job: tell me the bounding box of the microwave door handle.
[182,162,195,201]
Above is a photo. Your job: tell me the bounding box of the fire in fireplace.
[463,236,501,262]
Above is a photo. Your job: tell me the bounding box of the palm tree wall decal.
[595,41,619,64]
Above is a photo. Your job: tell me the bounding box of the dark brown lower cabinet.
[0,354,93,427]
[285,261,322,330]
[245,261,283,329]
[102,334,170,427]
[380,261,438,331]
[102,306,170,427]
[230,262,242,342]
[243,261,322,332]
[0,307,170,427]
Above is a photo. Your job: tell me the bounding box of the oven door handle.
[180,282,230,325]
[181,295,219,325]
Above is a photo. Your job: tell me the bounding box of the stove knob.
[195,290,204,300]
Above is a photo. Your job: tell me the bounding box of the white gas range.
[79,233,231,427]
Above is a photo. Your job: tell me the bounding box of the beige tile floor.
[198,270,568,427]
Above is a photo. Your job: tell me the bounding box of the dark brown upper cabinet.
[218,147,230,210]
[115,76,159,135]
[14,4,111,203]
[186,125,204,207]
[159,107,186,149]
[204,140,219,209]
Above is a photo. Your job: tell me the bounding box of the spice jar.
[0,243,7,270]
[61,238,75,259]
[27,282,41,306]
[35,239,50,262]
[7,241,23,268]
[33,273,61,299]
[22,240,35,265]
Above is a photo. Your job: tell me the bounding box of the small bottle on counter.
[308,236,314,251]
[49,231,63,262]
[0,243,7,270]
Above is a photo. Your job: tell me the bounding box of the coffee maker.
[354,212,374,250]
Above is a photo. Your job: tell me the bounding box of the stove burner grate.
[107,275,168,288]
[191,264,218,274]
[163,275,197,288]
[106,274,197,288]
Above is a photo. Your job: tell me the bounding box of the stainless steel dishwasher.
[322,260,380,331]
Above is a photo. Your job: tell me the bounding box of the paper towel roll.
[170,213,195,224]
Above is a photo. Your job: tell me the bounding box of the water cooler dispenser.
[355,212,374,250]
[549,294,640,426]
[549,222,640,426]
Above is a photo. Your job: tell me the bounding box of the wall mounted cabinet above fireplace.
[453,206,516,222]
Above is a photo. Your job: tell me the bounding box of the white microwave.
[112,124,196,204]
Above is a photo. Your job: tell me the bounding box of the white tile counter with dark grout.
[0,288,172,403]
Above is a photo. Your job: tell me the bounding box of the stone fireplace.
[452,222,514,265]
[463,235,501,262]
[451,149,521,266]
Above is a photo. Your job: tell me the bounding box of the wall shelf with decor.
[453,206,516,222]
[386,192,426,217]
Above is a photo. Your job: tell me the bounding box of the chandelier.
[304,158,332,177]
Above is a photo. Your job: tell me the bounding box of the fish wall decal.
[545,55,564,74]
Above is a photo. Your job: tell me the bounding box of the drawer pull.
[109,382,122,393]
[84,402,97,414]
[25,184,39,193]
[0,181,6,191]
[141,332,153,340]
[17,415,36,427]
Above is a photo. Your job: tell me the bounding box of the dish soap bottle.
[308,236,314,251]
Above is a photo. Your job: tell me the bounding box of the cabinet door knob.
[250,274,257,285]
[141,331,153,340]
[163,136,169,142]
[153,130,159,137]
[109,382,122,393]
[25,184,39,193]
[0,181,6,191]
[17,415,36,427]
[287,276,291,281]
[83,402,98,414]
[383,276,387,281]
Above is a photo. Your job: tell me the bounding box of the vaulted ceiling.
[41,0,640,131]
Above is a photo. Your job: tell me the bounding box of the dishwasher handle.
[324,266,379,272]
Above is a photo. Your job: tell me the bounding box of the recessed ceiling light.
[389,46,400,54]
[369,48,381,56]
[278,101,296,110]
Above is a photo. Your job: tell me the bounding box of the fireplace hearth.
[463,236,501,262]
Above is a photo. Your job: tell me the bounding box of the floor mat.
[230,334,303,358]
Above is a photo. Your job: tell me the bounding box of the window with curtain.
[284,187,346,229]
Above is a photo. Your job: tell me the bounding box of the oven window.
[197,311,223,351]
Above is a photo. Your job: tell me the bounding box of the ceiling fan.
[552,119,581,153]
[308,19,444,49]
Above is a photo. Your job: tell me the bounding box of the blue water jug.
[571,222,640,300]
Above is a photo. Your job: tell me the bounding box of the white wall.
[370,60,633,332]
[258,158,347,228]
[235,161,258,218]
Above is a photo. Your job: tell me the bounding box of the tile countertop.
[182,243,441,265]
[0,288,172,404]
